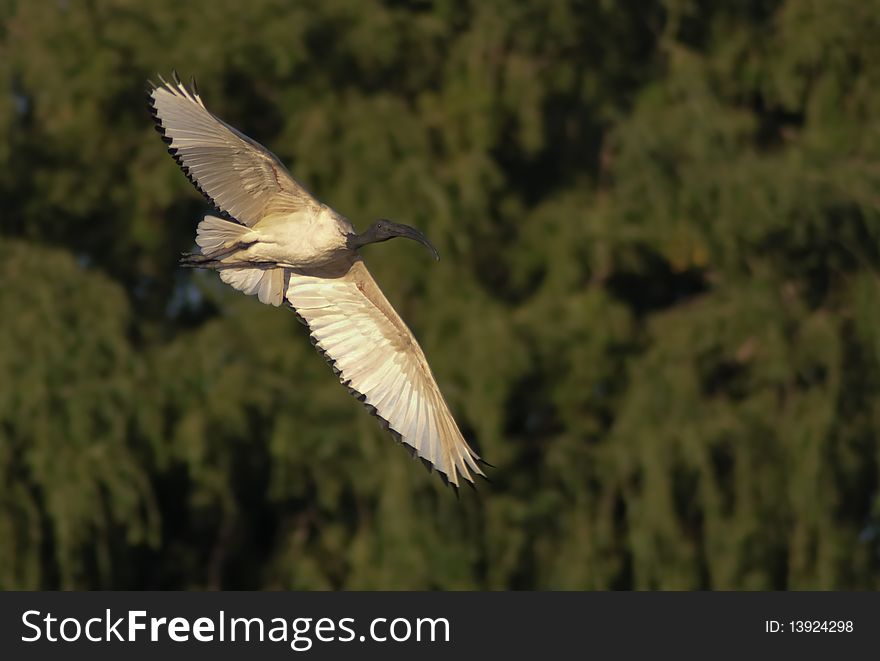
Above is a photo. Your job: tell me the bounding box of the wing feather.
[286,260,484,486]
[148,73,321,226]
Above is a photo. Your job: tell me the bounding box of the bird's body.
[149,73,486,487]
[208,207,354,270]
[253,208,353,267]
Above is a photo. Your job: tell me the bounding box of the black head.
[348,219,440,260]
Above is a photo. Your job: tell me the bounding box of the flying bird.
[148,72,486,487]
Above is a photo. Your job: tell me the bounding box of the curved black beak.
[349,219,442,260]
[393,224,440,261]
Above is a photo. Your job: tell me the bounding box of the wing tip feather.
[297,315,484,489]
[147,76,239,222]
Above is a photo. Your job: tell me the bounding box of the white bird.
[148,72,486,488]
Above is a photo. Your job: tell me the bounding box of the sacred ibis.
[148,73,486,487]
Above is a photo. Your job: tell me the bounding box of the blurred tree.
[0,0,878,589]
[0,241,158,589]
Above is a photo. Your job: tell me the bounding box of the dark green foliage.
[1,0,878,589]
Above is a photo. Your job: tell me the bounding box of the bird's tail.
[185,215,287,307]
[195,215,252,256]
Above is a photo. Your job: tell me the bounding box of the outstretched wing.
[148,72,320,226]
[286,260,485,487]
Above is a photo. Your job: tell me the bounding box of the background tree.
[1,0,879,589]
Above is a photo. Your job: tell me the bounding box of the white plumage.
[149,73,486,487]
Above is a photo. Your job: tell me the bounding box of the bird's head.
[348,219,440,260]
